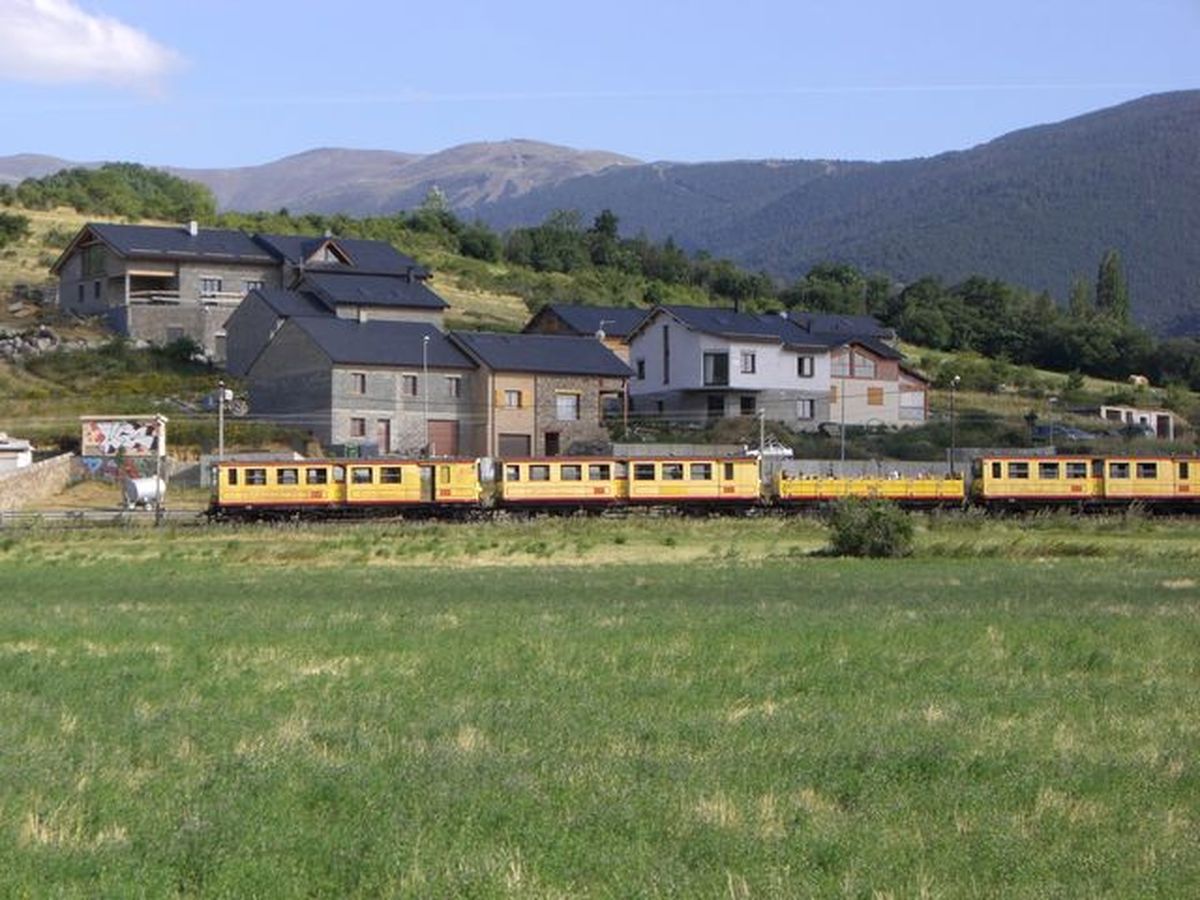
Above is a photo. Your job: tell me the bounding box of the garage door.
[498,433,531,457]
[428,420,458,457]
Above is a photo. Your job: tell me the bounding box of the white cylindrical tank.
[122,476,166,509]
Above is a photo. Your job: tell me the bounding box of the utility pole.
[217,379,226,462]
[949,374,960,475]
[839,375,847,468]
[422,335,430,456]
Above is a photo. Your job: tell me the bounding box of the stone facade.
[532,374,624,455]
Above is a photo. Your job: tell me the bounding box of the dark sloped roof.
[844,336,903,360]
[527,304,650,338]
[451,331,632,377]
[254,233,427,275]
[85,223,273,263]
[291,318,475,369]
[250,288,331,318]
[301,271,447,310]
[654,306,790,340]
[789,311,894,337]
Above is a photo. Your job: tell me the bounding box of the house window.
[277,468,298,485]
[77,284,84,304]
[633,463,656,481]
[446,376,462,398]
[600,392,622,420]
[797,399,815,420]
[351,372,366,395]
[1109,462,1130,479]
[93,280,101,300]
[306,467,327,485]
[798,356,814,377]
[561,464,582,481]
[1065,462,1088,479]
[349,417,367,438]
[867,386,884,406]
[402,375,418,397]
[740,396,756,415]
[1038,462,1060,480]
[690,463,712,481]
[380,466,403,484]
[636,359,646,381]
[200,277,223,295]
[1136,462,1158,479]
[504,389,522,408]
[703,352,729,386]
[555,392,580,421]
[243,280,264,293]
[831,353,850,377]
[740,351,756,374]
[351,467,373,484]
[853,351,876,379]
[1007,462,1029,479]
[830,384,839,404]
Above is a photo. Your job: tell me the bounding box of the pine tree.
[1068,275,1093,319]
[1095,250,1130,323]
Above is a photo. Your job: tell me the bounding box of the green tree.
[0,211,30,248]
[1095,249,1130,323]
[1068,275,1093,319]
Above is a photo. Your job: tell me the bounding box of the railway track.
[0,508,207,528]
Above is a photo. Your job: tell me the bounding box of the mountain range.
[3,91,1199,333]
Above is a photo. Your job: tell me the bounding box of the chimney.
[187,220,198,237]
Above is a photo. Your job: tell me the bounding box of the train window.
[723,462,735,480]
[440,466,451,482]
[1136,462,1158,479]
[588,463,611,480]
[277,468,299,485]
[1109,462,1130,479]
[246,468,267,485]
[1092,460,1104,478]
[1007,462,1029,479]
[332,466,345,484]
[530,465,550,481]
[227,468,238,486]
[614,462,628,479]
[1038,462,1060,480]
[560,464,582,481]
[634,463,656,481]
[504,465,521,482]
[380,467,403,484]
[662,463,684,480]
[1065,462,1088,479]
[351,467,373,484]
[991,462,1001,478]
[306,468,328,485]
[690,463,713,480]
[1181,462,1190,480]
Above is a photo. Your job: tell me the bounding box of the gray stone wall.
[223,294,284,376]
[533,375,623,454]
[0,453,73,511]
[330,366,478,454]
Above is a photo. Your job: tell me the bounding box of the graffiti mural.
[76,456,158,482]
[80,416,167,457]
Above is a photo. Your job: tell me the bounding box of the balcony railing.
[127,290,245,306]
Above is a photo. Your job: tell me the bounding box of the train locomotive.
[209,451,1200,519]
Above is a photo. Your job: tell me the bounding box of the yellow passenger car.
[624,457,760,505]
[216,461,347,512]
[1099,456,1193,503]
[975,456,1103,506]
[775,473,964,506]
[499,458,628,506]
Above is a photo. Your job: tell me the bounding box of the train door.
[420,465,434,503]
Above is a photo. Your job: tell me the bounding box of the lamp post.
[949,374,961,475]
[422,335,430,456]
[217,379,226,462]
[839,374,847,466]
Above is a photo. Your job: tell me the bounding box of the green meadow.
[0,518,1198,897]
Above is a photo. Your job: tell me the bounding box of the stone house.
[245,318,478,455]
[449,331,631,457]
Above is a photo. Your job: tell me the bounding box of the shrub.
[826,499,915,558]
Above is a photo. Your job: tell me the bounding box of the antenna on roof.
[595,319,614,341]
[187,220,198,237]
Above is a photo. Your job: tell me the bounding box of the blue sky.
[3,0,1199,167]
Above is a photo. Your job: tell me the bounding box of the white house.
[626,306,927,430]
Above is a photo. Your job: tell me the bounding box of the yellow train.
[209,453,1199,519]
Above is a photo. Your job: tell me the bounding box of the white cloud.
[0,0,181,90]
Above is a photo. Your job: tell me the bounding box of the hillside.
[473,92,1200,333]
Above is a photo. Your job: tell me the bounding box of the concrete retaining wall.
[0,453,74,511]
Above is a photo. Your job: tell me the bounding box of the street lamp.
[217,378,227,462]
[839,374,847,466]
[949,374,961,475]
[422,334,430,456]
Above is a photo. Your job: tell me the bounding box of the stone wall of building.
[0,453,73,511]
[532,375,623,455]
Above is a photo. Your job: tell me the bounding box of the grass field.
[1,519,1198,897]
